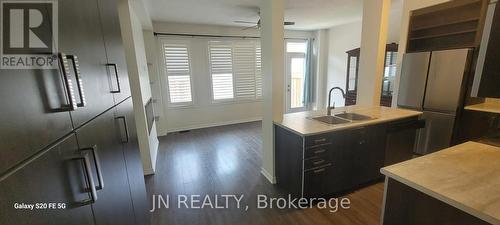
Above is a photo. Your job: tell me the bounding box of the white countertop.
[274,106,422,136]
[381,142,500,225]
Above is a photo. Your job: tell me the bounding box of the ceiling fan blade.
[284,21,295,26]
[234,21,257,24]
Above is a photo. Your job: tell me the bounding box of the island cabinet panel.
[348,125,387,186]
[275,122,392,198]
[383,178,491,225]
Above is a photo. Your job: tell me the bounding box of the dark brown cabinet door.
[477,3,500,98]
[0,134,96,225]
[75,109,135,225]
[349,125,386,185]
[59,0,115,127]
[116,98,150,225]
[98,0,132,103]
[0,67,73,174]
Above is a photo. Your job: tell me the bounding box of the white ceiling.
[144,0,365,30]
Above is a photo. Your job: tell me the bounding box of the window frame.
[159,38,196,108]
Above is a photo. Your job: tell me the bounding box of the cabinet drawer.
[304,145,332,159]
[305,133,332,147]
[303,165,334,197]
[304,158,332,170]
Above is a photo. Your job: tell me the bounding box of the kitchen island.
[381,141,500,225]
[274,106,422,198]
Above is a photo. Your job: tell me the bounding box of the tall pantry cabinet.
[0,0,150,224]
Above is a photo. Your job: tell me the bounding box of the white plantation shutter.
[209,42,234,100]
[255,45,262,98]
[164,43,193,104]
[233,41,257,99]
[209,40,262,101]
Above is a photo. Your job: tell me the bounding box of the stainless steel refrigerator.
[397,49,472,155]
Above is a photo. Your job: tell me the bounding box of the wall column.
[260,0,285,184]
[357,0,391,106]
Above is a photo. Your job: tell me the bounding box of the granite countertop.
[381,142,500,225]
[465,101,500,114]
[274,106,422,136]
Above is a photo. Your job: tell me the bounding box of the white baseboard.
[166,117,262,133]
[261,168,276,184]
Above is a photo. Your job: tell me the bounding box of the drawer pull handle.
[313,160,325,165]
[314,149,326,154]
[314,138,327,143]
[313,168,326,173]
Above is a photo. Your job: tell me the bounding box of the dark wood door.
[97,0,132,103]
[0,134,96,225]
[477,3,500,97]
[116,98,150,225]
[59,0,115,127]
[75,109,135,225]
[0,67,73,174]
[349,125,386,185]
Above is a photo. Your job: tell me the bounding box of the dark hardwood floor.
[146,122,384,225]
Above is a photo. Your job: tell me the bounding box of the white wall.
[118,0,159,175]
[326,21,362,107]
[150,22,315,134]
[323,0,402,107]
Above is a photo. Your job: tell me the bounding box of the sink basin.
[312,116,351,125]
[334,112,373,121]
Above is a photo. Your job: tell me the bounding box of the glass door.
[285,40,307,113]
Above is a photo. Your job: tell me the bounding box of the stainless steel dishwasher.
[385,118,426,166]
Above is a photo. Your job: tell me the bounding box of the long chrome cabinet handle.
[81,146,104,190]
[106,63,121,93]
[58,53,77,111]
[115,116,130,143]
[73,153,98,204]
[66,55,86,107]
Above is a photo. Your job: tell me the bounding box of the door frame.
[285,52,307,113]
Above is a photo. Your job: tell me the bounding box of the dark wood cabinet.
[0,0,149,224]
[98,0,132,103]
[276,119,407,198]
[455,109,499,143]
[0,134,96,225]
[60,0,115,128]
[473,2,500,98]
[75,108,136,225]
[116,99,150,225]
[344,44,398,107]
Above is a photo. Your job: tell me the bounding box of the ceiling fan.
[234,12,295,30]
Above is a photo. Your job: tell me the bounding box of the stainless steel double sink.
[312,112,373,125]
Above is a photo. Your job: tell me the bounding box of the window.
[285,40,308,112]
[208,40,262,101]
[163,42,193,105]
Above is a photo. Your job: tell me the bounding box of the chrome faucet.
[327,87,346,116]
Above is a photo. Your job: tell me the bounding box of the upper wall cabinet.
[472,1,500,98]
[407,0,489,52]
[98,0,132,103]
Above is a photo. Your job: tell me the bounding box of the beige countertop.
[381,142,500,225]
[465,102,500,114]
[274,106,422,136]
